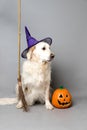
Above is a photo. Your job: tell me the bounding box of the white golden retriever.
[16,41,55,110]
[0,41,54,110]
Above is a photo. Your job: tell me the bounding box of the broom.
[17,0,28,111]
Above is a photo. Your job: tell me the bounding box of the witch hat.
[21,26,52,58]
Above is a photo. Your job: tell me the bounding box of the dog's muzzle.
[50,53,55,60]
[43,53,55,63]
[46,53,55,62]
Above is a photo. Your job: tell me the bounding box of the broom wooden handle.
[18,0,21,80]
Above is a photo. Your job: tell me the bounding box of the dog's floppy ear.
[26,46,35,60]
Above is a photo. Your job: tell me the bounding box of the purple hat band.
[21,26,52,58]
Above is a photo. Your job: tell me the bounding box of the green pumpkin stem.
[59,85,64,89]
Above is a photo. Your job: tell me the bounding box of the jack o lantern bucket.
[52,86,72,109]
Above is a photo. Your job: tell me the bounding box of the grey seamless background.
[0,0,87,130]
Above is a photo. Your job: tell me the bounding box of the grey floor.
[0,96,87,130]
[0,0,87,130]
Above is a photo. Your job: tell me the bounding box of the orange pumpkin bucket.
[52,86,72,109]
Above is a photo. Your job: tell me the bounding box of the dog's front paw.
[16,100,23,109]
[45,101,54,110]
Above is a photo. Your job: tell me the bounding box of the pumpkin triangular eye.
[59,94,63,98]
[66,94,68,97]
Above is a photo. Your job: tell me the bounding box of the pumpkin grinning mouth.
[57,100,71,106]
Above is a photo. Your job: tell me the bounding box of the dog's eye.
[42,47,46,50]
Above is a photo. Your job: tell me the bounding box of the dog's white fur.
[0,98,17,105]
[0,41,54,110]
[17,41,54,110]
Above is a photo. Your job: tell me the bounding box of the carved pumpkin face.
[52,86,72,108]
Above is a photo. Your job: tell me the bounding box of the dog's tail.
[0,98,17,105]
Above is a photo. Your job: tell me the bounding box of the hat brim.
[21,37,52,58]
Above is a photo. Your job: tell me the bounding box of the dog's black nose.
[50,53,55,59]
